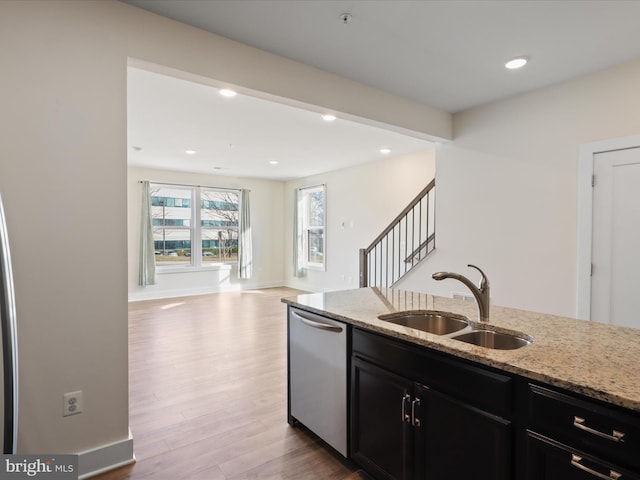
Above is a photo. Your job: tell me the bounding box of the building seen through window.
[151,184,239,267]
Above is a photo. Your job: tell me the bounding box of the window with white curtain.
[150,184,239,268]
[298,185,326,270]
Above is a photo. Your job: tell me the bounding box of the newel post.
[359,248,368,288]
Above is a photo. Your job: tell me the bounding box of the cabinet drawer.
[353,328,513,417]
[528,384,640,472]
[526,431,639,480]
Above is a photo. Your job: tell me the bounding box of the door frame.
[576,134,640,320]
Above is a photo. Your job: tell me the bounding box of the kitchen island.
[283,287,640,480]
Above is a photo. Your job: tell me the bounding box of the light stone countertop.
[282,287,640,413]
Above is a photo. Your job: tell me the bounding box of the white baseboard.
[283,279,331,293]
[77,431,135,479]
[128,281,286,302]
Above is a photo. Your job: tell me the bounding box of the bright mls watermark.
[1,455,77,479]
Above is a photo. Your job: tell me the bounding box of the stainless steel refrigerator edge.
[0,193,19,453]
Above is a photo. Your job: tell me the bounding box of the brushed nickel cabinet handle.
[570,454,622,480]
[411,398,421,427]
[573,416,625,443]
[401,394,412,423]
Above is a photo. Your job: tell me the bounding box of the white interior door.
[591,147,640,328]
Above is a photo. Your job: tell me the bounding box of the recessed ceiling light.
[505,57,528,70]
[219,88,237,98]
[380,147,392,154]
[322,114,337,122]
[184,149,197,155]
[269,160,279,165]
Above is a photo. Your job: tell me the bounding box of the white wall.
[0,1,131,466]
[0,1,450,475]
[285,151,436,292]
[128,167,285,300]
[399,59,640,318]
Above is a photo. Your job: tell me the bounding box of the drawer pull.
[570,454,622,480]
[573,416,626,443]
[411,398,421,427]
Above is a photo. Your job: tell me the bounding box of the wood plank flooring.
[92,288,368,480]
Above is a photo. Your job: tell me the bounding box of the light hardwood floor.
[93,288,368,480]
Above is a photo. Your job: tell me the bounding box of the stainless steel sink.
[452,329,531,350]
[379,310,469,335]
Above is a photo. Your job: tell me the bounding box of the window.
[151,186,192,266]
[151,184,239,268]
[298,185,326,269]
[200,189,239,264]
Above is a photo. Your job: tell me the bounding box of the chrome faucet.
[432,264,490,322]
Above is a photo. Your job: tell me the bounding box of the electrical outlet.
[63,391,83,417]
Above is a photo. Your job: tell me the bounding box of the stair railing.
[359,179,435,288]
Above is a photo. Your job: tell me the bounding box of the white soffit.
[127,67,434,180]
[122,0,640,113]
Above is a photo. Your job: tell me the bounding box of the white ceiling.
[127,67,434,180]
[123,0,640,113]
[124,0,640,179]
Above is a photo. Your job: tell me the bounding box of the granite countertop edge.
[282,288,640,413]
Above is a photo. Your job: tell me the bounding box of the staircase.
[359,179,435,288]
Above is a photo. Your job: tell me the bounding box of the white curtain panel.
[238,189,253,279]
[138,181,156,286]
[293,188,305,277]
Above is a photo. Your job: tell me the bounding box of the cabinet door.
[526,432,640,480]
[351,357,413,480]
[415,384,512,480]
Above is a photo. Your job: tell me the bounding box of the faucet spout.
[432,264,490,322]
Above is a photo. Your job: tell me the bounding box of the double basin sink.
[378,310,532,350]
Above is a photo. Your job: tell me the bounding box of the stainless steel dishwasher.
[288,307,347,457]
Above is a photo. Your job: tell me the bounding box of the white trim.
[141,179,243,193]
[128,280,286,302]
[77,431,135,479]
[576,134,640,320]
[284,279,341,293]
[299,185,326,272]
[157,263,234,274]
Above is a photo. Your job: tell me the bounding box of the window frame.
[299,184,326,271]
[150,183,241,273]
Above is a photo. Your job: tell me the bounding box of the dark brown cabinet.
[351,329,513,480]
[526,431,639,480]
[351,357,413,480]
[417,385,511,480]
[526,384,640,480]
